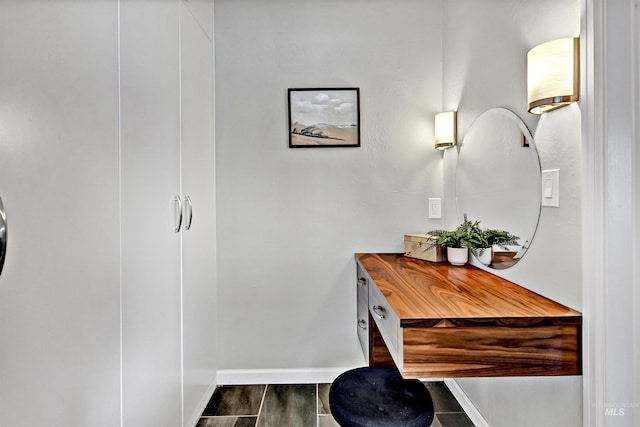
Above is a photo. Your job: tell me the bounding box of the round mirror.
[455,108,541,269]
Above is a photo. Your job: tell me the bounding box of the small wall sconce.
[527,37,580,114]
[434,111,457,150]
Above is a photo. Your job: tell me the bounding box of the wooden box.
[404,233,446,262]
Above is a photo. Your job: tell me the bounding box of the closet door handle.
[0,196,6,276]
[173,196,183,233]
[184,196,193,231]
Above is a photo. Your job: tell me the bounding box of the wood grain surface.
[355,253,582,377]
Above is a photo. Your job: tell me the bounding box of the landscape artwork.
[288,88,360,148]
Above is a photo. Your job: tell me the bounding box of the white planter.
[473,247,493,266]
[447,247,469,266]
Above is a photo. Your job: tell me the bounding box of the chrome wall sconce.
[527,37,580,114]
[434,111,457,150]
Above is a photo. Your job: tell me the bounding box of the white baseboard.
[444,379,490,427]
[217,367,355,385]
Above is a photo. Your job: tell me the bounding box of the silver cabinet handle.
[173,196,183,233]
[184,196,193,231]
[0,196,6,276]
[372,305,387,319]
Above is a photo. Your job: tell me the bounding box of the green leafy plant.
[427,216,482,250]
[481,228,520,251]
[426,215,519,252]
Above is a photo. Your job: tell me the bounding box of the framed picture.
[288,88,360,148]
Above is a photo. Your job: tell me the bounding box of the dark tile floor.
[197,381,474,427]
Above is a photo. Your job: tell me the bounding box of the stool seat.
[329,366,434,427]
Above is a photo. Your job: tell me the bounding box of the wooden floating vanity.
[355,253,582,378]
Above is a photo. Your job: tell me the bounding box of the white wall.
[442,1,583,426]
[215,0,444,376]
[214,0,598,425]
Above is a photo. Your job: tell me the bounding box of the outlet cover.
[428,198,442,219]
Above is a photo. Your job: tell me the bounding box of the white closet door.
[120,1,183,426]
[0,2,121,426]
[179,2,218,425]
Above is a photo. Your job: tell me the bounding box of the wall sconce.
[527,37,580,114]
[434,111,456,150]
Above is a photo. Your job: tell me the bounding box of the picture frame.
[288,88,360,148]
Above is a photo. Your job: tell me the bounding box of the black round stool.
[329,366,434,427]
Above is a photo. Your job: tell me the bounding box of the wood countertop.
[355,253,581,326]
[355,253,582,377]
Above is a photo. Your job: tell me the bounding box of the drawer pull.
[358,319,367,330]
[372,305,387,319]
[358,277,367,286]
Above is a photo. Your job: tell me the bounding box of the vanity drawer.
[356,266,369,362]
[368,279,401,367]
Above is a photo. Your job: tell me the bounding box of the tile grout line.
[200,415,249,419]
[255,384,268,426]
[199,382,472,426]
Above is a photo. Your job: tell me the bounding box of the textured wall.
[215,0,444,372]
[215,1,585,425]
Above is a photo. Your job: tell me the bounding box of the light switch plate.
[541,169,560,207]
[428,198,442,219]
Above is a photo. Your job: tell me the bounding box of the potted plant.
[482,228,520,249]
[458,217,520,266]
[473,228,520,265]
[428,216,520,266]
[427,217,482,265]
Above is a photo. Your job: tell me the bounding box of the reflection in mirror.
[456,108,541,269]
